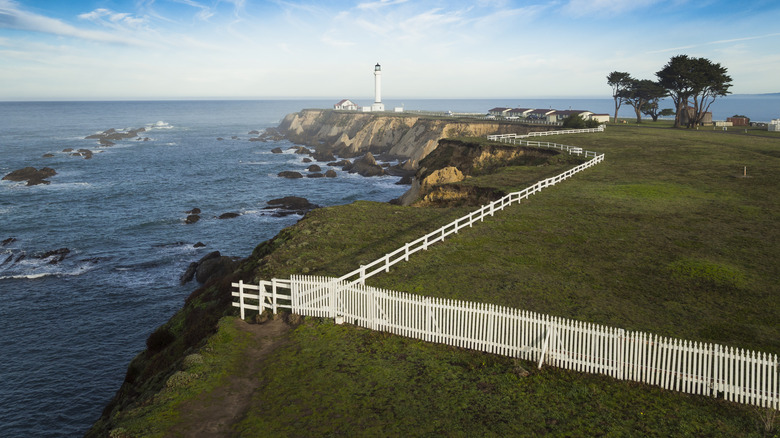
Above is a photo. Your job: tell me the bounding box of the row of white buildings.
[487,107,610,124]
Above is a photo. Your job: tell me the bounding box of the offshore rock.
[3,167,57,186]
[217,212,240,219]
[278,171,303,179]
[265,196,319,217]
[348,152,384,177]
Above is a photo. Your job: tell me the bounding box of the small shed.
[590,114,610,123]
[769,119,780,132]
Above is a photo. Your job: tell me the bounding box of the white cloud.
[0,0,149,46]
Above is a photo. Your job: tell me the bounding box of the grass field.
[106,122,780,436]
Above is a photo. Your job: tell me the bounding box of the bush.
[146,326,175,353]
[562,114,600,129]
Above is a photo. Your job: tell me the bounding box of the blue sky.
[1,0,778,100]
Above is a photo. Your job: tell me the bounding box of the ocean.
[1,97,777,437]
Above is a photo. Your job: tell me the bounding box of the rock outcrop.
[396,139,563,207]
[180,251,238,285]
[3,167,57,186]
[264,196,318,217]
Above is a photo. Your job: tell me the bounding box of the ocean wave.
[239,160,271,165]
[147,121,173,130]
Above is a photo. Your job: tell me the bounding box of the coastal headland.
[87,116,780,436]
[275,109,551,168]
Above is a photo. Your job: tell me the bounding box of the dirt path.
[166,317,290,437]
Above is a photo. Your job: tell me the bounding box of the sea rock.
[264,196,319,216]
[306,173,324,178]
[217,137,224,141]
[186,207,201,215]
[217,212,240,219]
[193,242,206,248]
[62,148,74,153]
[325,169,337,178]
[42,153,55,158]
[293,146,312,155]
[185,214,200,224]
[278,171,303,179]
[249,130,260,135]
[71,149,93,159]
[328,159,351,167]
[195,253,237,284]
[307,164,322,172]
[2,237,17,246]
[349,152,385,177]
[35,248,70,264]
[302,158,312,163]
[181,250,237,285]
[3,167,57,186]
[312,150,337,162]
[271,147,283,154]
[180,262,198,284]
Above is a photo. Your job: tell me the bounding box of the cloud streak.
[0,0,150,46]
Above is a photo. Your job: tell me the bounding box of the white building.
[334,99,358,111]
[769,119,780,132]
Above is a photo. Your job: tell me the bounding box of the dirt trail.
[166,318,290,437]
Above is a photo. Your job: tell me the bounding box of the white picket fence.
[231,130,779,411]
[488,125,604,142]
[233,276,779,410]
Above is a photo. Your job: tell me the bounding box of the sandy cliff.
[277,109,544,168]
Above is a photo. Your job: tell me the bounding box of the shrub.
[146,326,175,353]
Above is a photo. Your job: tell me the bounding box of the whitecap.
[147,121,173,130]
[0,272,51,280]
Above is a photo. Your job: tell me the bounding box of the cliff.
[278,109,547,169]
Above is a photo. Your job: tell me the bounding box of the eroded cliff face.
[278,109,542,168]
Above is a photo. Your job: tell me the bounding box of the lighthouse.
[371,63,385,112]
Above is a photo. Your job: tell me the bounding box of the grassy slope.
[107,123,780,436]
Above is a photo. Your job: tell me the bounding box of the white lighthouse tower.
[371,63,385,112]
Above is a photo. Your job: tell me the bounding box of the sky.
[1,0,779,101]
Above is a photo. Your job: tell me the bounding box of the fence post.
[360,265,366,285]
[404,243,410,261]
[618,328,625,380]
[238,280,245,320]
[272,279,278,314]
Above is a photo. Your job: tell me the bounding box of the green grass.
[235,318,766,437]
[102,317,254,438]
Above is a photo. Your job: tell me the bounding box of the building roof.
[488,107,512,113]
[528,109,556,116]
[553,110,592,117]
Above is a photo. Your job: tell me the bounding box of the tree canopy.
[619,79,668,123]
[607,71,632,123]
[656,55,732,128]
